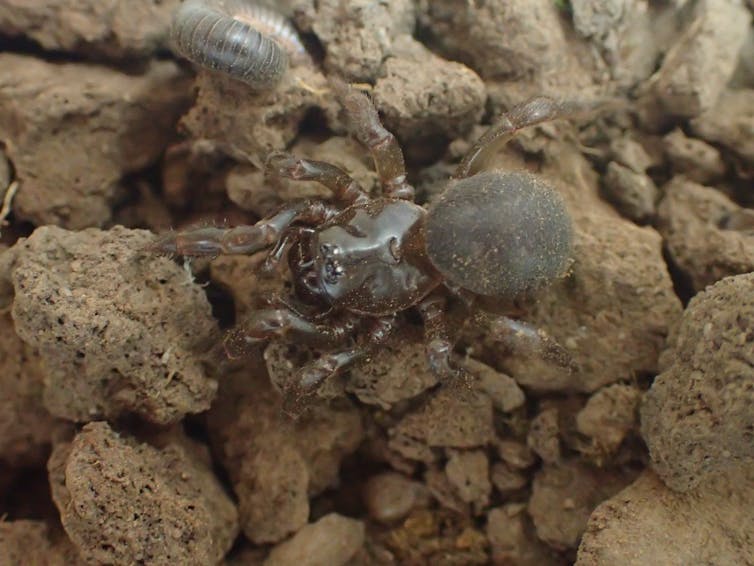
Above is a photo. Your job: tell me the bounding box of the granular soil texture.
[0,1,752,565]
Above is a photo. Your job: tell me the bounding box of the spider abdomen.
[425,170,573,298]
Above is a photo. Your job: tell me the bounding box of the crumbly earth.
[0,0,752,564]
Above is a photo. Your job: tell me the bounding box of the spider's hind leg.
[332,80,414,201]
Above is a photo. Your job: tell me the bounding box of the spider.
[153,82,576,407]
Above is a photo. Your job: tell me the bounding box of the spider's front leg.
[267,152,370,205]
[331,80,414,201]
[282,314,399,412]
[224,308,361,358]
[151,200,338,257]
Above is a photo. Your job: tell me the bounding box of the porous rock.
[181,65,328,168]
[576,468,754,565]
[486,504,563,566]
[419,0,590,83]
[576,384,641,458]
[602,161,658,223]
[445,449,491,514]
[528,460,636,550]
[373,37,486,141]
[662,128,726,184]
[0,520,85,566]
[690,88,754,164]
[389,386,495,463]
[0,54,191,229]
[650,0,751,118]
[0,313,63,468]
[264,513,365,566]
[527,407,562,465]
[1,226,218,424]
[208,370,363,543]
[48,422,239,566]
[657,176,754,291]
[571,0,668,88]
[346,326,438,410]
[641,273,754,492]
[292,0,415,82]
[502,211,682,392]
[0,0,179,59]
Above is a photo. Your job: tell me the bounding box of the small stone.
[662,128,726,184]
[603,161,659,223]
[527,408,561,464]
[362,472,423,524]
[264,514,365,566]
[445,449,492,514]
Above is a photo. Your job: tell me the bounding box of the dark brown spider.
[153,82,576,408]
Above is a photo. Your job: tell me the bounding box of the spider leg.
[283,314,399,412]
[332,79,414,201]
[267,153,369,205]
[455,96,592,179]
[483,314,577,372]
[151,200,337,257]
[418,293,469,382]
[224,308,360,358]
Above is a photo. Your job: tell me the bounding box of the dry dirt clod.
[528,460,637,551]
[527,407,562,465]
[346,326,439,410]
[662,128,726,184]
[181,65,328,168]
[445,449,492,515]
[576,468,754,565]
[648,0,751,119]
[486,504,564,566]
[576,383,642,458]
[208,370,363,544]
[0,313,66,469]
[0,0,180,59]
[657,177,754,291]
[1,225,218,425]
[689,88,754,166]
[0,520,86,566]
[48,422,239,566]
[264,513,365,566]
[292,0,415,82]
[389,386,495,462]
[641,273,754,492]
[0,54,191,229]
[602,161,659,223]
[373,36,486,142]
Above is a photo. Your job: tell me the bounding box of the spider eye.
[324,258,343,284]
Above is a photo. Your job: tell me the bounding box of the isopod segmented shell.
[171,0,307,89]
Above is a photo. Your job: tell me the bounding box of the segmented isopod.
[171,0,308,90]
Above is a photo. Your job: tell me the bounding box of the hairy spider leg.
[283,314,399,414]
[266,152,370,205]
[224,308,362,359]
[151,199,338,257]
[418,293,469,382]
[332,79,414,201]
[481,313,578,373]
[455,96,591,179]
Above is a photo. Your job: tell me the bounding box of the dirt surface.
[0,1,752,565]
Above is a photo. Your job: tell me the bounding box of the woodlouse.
[171,0,308,89]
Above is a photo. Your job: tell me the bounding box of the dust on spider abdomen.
[426,170,573,298]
